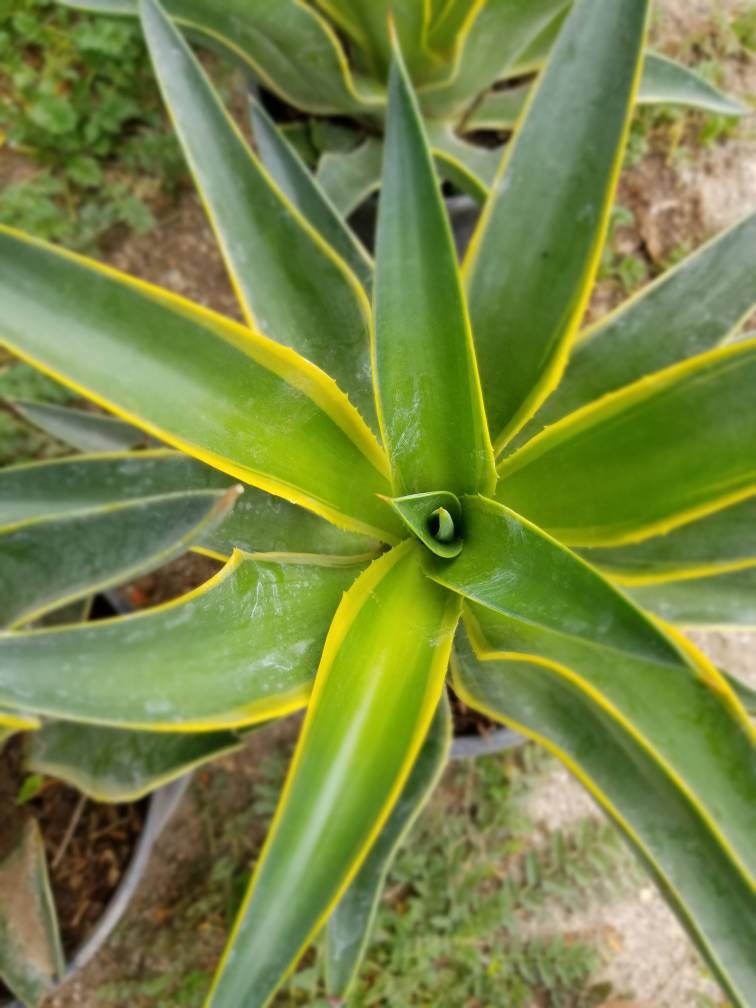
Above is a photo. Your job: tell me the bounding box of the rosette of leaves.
[0,0,754,1006]
[57,0,747,217]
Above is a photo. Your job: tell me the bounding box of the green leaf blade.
[0,820,64,1007]
[26,722,244,802]
[497,340,756,547]
[0,228,399,542]
[421,0,569,120]
[0,451,380,561]
[373,43,494,497]
[325,693,451,998]
[0,553,367,730]
[139,0,377,429]
[639,52,747,116]
[207,542,459,1007]
[627,565,756,629]
[512,212,756,451]
[581,495,756,583]
[8,399,150,453]
[62,0,377,114]
[248,101,373,293]
[0,485,237,629]
[423,495,756,881]
[472,52,747,131]
[453,635,756,1007]
[464,0,650,449]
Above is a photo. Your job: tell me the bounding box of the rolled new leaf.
[496,340,756,546]
[0,227,399,542]
[207,542,459,1007]
[423,495,756,884]
[0,552,368,730]
[452,633,756,1006]
[140,0,377,428]
[0,486,238,628]
[325,694,452,998]
[464,0,649,449]
[373,40,494,497]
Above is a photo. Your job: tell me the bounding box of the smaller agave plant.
[0,0,755,1006]
[59,0,747,215]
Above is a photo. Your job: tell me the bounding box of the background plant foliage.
[0,0,185,250]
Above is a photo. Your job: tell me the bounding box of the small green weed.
[0,0,186,251]
[732,6,756,51]
[624,4,750,171]
[598,205,649,294]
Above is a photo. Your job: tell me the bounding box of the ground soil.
[12,0,753,1004]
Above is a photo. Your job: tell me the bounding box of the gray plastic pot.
[450,726,524,760]
[3,770,189,1008]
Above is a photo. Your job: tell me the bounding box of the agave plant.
[0,0,755,1005]
[60,0,746,215]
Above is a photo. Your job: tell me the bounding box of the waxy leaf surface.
[497,341,756,545]
[140,0,376,428]
[0,553,366,729]
[208,543,459,1008]
[513,212,756,450]
[464,0,648,447]
[0,228,398,541]
[0,487,235,628]
[453,635,756,1007]
[373,45,494,496]
[424,495,756,880]
[325,695,451,998]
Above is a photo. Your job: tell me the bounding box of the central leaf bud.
[387,491,463,558]
[428,506,456,543]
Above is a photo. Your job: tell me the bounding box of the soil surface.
[23,0,756,1004]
